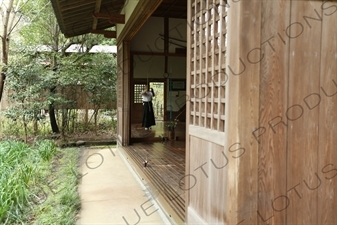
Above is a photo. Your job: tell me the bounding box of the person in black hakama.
[141,85,156,130]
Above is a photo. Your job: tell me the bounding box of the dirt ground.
[65,130,116,142]
[54,130,117,147]
[0,130,116,146]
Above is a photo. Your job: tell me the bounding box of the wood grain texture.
[286,1,321,224]
[257,1,290,224]
[121,141,186,222]
[116,41,131,146]
[117,43,124,144]
[117,0,163,43]
[186,1,337,224]
[186,1,228,223]
[318,2,337,224]
[188,135,226,223]
[225,1,261,224]
[124,41,131,146]
[185,0,192,219]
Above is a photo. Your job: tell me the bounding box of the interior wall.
[131,17,187,114]
[130,17,187,54]
[131,17,187,80]
[132,55,186,79]
[132,56,165,78]
[168,18,187,53]
[131,17,164,53]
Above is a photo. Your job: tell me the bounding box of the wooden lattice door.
[186,0,228,224]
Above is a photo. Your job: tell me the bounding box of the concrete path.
[76,146,171,225]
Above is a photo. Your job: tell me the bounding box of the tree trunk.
[48,89,60,133]
[84,107,88,130]
[49,87,59,133]
[0,72,6,102]
[0,0,15,102]
[33,119,38,136]
[94,108,98,135]
[0,35,9,102]
[61,108,68,139]
[49,103,59,133]
[71,109,76,133]
[23,115,28,143]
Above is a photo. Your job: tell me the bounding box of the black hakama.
[142,101,156,128]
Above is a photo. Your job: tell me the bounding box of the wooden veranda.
[120,141,186,223]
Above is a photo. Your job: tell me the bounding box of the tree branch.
[60,40,75,56]
[8,14,22,36]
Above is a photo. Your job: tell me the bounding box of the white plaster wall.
[131,17,187,53]
[168,18,187,53]
[116,0,139,37]
[132,55,165,79]
[131,17,165,53]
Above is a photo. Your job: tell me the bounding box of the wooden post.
[225,1,261,224]
[257,1,291,224]
[318,2,337,223]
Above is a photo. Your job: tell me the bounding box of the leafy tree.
[1,0,117,139]
[0,0,28,102]
[4,51,47,142]
[17,0,115,134]
[81,53,117,132]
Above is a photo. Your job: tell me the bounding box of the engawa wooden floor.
[131,121,186,140]
[122,132,186,221]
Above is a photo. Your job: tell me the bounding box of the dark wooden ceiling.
[50,0,126,38]
[152,0,187,19]
[50,0,187,38]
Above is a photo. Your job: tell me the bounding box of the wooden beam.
[91,30,116,38]
[103,32,116,38]
[117,0,163,43]
[61,1,95,12]
[92,0,102,30]
[131,51,186,57]
[93,13,125,24]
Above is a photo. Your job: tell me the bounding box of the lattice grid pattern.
[134,84,146,103]
[190,0,227,132]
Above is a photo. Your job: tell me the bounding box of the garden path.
[76,146,171,225]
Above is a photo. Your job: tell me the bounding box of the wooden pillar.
[257,1,290,224]
[185,0,191,222]
[286,2,322,224]
[318,1,337,224]
[116,41,131,146]
[225,1,261,224]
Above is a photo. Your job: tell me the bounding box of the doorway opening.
[149,82,165,121]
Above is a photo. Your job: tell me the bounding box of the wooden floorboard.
[131,121,186,141]
[121,141,186,221]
